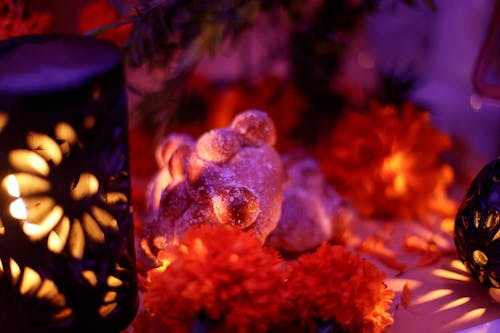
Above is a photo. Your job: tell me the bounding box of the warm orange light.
[383,152,405,172]
[433,268,471,282]
[54,122,78,144]
[9,258,21,283]
[3,259,68,310]
[103,192,128,205]
[0,112,8,132]
[440,217,455,233]
[68,220,85,259]
[47,217,70,254]
[90,206,118,230]
[82,270,98,287]
[103,291,117,303]
[10,198,27,220]
[107,276,123,288]
[193,237,207,257]
[411,288,453,306]
[493,227,500,242]
[9,150,49,176]
[70,172,99,201]
[55,122,77,155]
[23,205,63,240]
[4,174,20,197]
[155,251,175,272]
[36,279,58,299]
[84,115,96,129]
[99,303,117,317]
[472,249,488,266]
[19,266,42,296]
[318,102,455,219]
[450,260,469,273]
[443,307,486,330]
[21,196,54,222]
[82,212,105,243]
[26,132,62,165]
[385,278,422,291]
[381,152,408,196]
[8,173,50,196]
[436,297,471,312]
[489,287,500,302]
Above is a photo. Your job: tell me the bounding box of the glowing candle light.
[0,35,138,332]
[455,157,500,288]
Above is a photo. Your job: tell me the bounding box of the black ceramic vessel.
[454,157,500,288]
[0,35,138,332]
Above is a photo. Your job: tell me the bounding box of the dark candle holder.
[454,157,500,288]
[0,35,138,332]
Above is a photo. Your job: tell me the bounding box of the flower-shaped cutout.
[455,208,500,287]
[455,157,500,288]
[1,122,122,259]
[80,264,129,319]
[0,257,72,324]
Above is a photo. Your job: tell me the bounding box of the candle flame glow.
[4,174,20,197]
[10,198,27,220]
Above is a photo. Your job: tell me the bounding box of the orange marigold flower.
[0,0,52,40]
[286,243,394,333]
[144,224,287,333]
[79,0,132,45]
[317,101,456,219]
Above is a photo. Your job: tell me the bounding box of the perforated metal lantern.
[0,35,138,332]
[454,157,500,288]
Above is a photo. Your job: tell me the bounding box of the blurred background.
[25,1,500,140]
[18,0,500,199]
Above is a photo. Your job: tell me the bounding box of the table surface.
[351,218,500,333]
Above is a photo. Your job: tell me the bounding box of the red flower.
[0,0,52,40]
[79,0,132,45]
[286,243,394,333]
[143,224,287,332]
[317,102,456,219]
